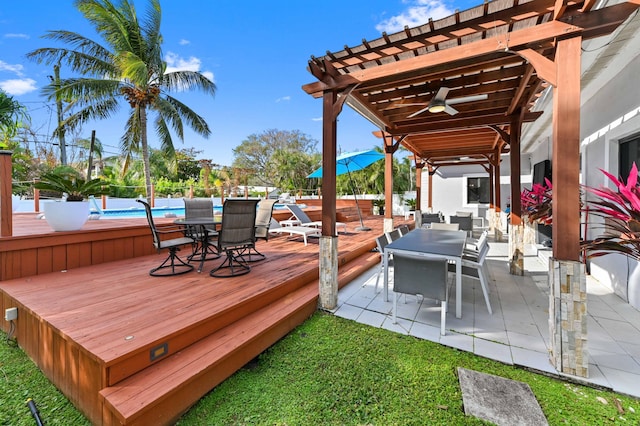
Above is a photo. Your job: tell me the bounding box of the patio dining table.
[174,217,222,273]
[384,228,467,318]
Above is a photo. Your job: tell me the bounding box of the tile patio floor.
[333,238,640,399]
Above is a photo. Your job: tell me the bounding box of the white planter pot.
[43,201,90,231]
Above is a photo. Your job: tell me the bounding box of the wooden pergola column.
[1,150,13,237]
[383,134,399,233]
[414,159,424,227]
[508,112,525,275]
[549,36,587,377]
[317,88,341,310]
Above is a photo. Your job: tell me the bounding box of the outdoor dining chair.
[373,234,392,293]
[448,236,493,314]
[397,224,410,236]
[429,222,460,231]
[210,199,259,278]
[392,253,449,335]
[238,198,277,262]
[137,199,194,276]
[385,228,402,243]
[450,215,473,236]
[184,198,220,262]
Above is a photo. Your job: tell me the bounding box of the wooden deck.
[0,212,409,425]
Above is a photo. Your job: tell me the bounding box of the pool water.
[96,203,289,219]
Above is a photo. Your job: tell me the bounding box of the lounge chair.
[282,203,348,234]
[137,199,194,276]
[269,218,321,246]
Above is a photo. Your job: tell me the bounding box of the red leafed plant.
[521,178,553,225]
[581,163,640,260]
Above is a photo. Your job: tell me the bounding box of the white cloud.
[165,51,202,72]
[179,39,190,45]
[0,60,25,76]
[4,33,29,39]
[276,96,290,103]
[376,0,453,33]
[0,78,37,95]
[312,117,322,122]
[164,51,215,86]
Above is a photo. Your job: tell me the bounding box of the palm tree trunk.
[140,107,152,201]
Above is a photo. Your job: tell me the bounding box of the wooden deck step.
[99,252,380,425]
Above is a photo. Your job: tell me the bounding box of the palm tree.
[0,90,28,149]
[26,0,216,199]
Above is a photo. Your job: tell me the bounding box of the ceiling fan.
[405,87,488,118]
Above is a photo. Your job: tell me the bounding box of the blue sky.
[0,0,477,167]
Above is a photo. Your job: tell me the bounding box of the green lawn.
[2,312,639,425]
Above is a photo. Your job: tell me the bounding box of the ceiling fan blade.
[433,87,450,102]
[407,105,431,118]
[444,104,459,115]
[446,94,488,106]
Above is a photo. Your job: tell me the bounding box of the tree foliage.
[232,129,319,191]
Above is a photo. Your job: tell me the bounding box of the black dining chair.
[210,199,259,278]
[137,199,194,276]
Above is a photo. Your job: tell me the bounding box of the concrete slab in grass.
[458,367,548,426]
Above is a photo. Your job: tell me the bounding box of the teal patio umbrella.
[308,149,384,231]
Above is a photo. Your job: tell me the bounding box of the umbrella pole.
[347,169,371,231]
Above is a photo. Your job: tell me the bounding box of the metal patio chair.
[238,198,277,262]
[137,199,194,276]
[210,199,259,278]
[392,253,449,335]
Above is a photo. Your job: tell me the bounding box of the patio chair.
[373,234,392,293]
[449,238,493,314]
[385,229,402,242]
[392,253,449,335]
[421,212,442,226]
[283,203,348,234]
[397,224,410,236]
[238,198,277,262]
[137,199,194,276]
[450,215,473,236]
[184,198,220,262]
[429,222,460,231]
[268,220,321,246]
[210,199,259,278]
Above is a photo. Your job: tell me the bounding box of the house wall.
[580,52,640,309]
[421,155,532,226]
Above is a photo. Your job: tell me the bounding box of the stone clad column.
[319,235,338,310]
[549,259,588,377]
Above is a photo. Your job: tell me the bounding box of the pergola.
[303,0,640,377]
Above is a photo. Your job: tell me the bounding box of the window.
[466,177,490,204]
[620,134,640,181]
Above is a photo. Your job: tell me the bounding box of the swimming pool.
[95,203,290,219]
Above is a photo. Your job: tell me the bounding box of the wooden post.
[189,185,194,198]
[509,112,524,276]
[0,150,13,237]
[34,186,40,213]
[319,88,340,310]
[548,36,587,377]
